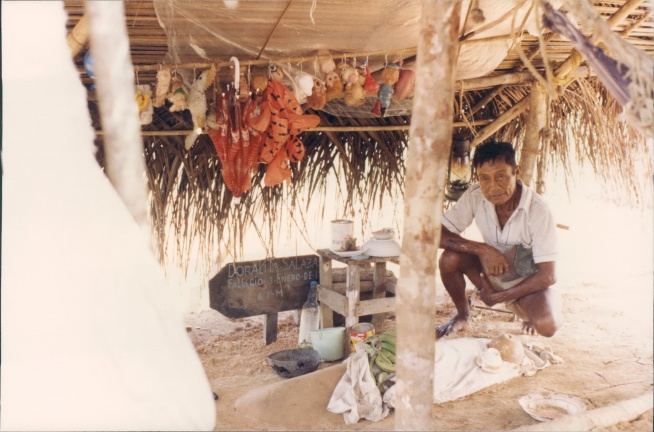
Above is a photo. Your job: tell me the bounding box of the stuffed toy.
[306,79,327,110]
[168,75,189,112]
[135,84,153,125]
[344,81,365,106]
[371,63,400,117]
[336,63,359,85]
[153,68,171,108]
[325,70,344,101]
[393,68,415,101]
[184,65,216,149]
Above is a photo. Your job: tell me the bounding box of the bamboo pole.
[67,13,89,58]
[514,392,653,431]
[86,1,152,248]
[395,1,461,430]
[519,82,547,187]
[93,121,492,137]
[470,96,530,147]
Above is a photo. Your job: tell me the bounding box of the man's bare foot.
[522,321,537,335]
[436,314,469,338]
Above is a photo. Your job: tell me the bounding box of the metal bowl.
[267,348,321,378]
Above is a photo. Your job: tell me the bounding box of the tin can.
[331,219,353,252]
[350,322,375,350]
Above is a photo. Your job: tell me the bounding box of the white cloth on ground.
[329,337,561,424]
[327,349,389,425]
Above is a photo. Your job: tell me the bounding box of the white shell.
[475,347,503,373]
[519,391,586,422]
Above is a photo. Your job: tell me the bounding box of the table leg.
[371,262,387,331]
[319,255,334,328]
[345,263,361,329]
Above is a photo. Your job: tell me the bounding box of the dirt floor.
[185,266,653,431]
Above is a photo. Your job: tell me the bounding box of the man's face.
[476,160,520,206]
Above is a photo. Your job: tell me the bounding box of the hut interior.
[63,0,653,276]
[4,1,652,431]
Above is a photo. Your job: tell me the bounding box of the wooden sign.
[209,255,320,319]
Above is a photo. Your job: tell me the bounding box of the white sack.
[1,3,215,430]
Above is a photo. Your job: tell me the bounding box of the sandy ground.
[185,268,653,431]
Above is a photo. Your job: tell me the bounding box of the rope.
[552,50,584,86]
[309,0,317,25]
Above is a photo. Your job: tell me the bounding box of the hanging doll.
[371,63,400,117]
[168,74,189,112]
[306,79,327,110]
[153,68,171,108]
[393,68,415,101]
[362,63,380,94]
[135,84,153,125]
[325,70,344,101]
[344,81,365,106]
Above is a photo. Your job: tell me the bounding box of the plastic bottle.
[298,281,320,347]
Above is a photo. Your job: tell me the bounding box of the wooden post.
[371,262,387,331]
[86,2,152,247]
[263,313,278,344]
[470,96,530,148]
[396,1,461,430]
[519,82,547,187]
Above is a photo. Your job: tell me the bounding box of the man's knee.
[439,250,464,273]
[532,312,563,337]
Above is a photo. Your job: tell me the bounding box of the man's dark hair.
[472,141,517,170]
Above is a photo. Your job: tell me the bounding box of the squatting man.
[437,141,563,338]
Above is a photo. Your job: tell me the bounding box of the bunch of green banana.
[361,331,397,394]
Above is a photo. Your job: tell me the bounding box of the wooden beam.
[470,96,530,147]
[132,47,419,72]
[93,121,493,137]
[396,1,461,429]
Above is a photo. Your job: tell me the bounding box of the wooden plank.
[331,277,398,295]
[208,255,320,318]
[263,313,278,345]
[316,285,347,316]
[356,297,396,317]
[319,255,334,328]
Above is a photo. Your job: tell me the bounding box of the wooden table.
[316,249,399,335]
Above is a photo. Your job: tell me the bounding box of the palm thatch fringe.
[88,75,651,276]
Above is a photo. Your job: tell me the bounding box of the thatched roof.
[63,0,653,272]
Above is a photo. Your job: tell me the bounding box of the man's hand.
[478,245,509,276]
[477,272,499,306]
